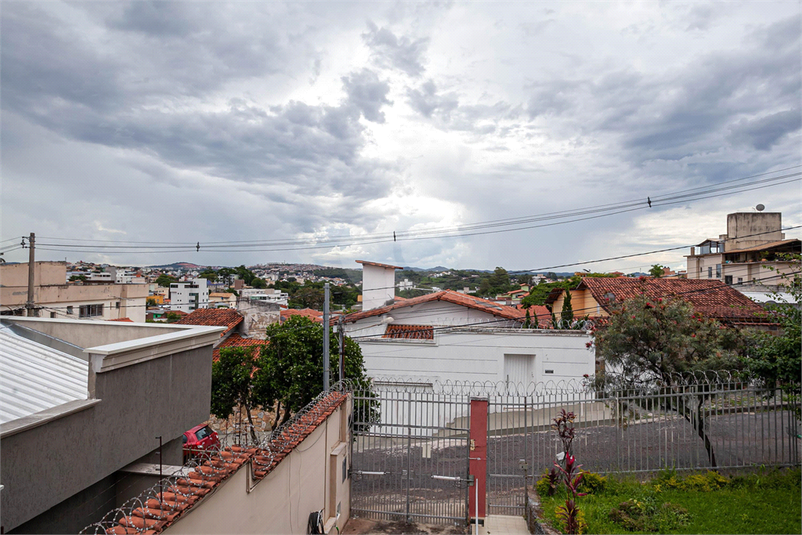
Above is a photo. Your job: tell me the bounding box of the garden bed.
[536,467,801,534]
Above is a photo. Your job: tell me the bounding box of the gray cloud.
[407,80,516,134]
[342,69,392,123]
[728,109,802,150]
[363,21,428,77]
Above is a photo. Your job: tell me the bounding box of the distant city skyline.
[2,2,800,271]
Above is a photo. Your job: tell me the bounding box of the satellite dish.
[756,204,765,212]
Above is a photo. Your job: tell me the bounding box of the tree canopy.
[211,315,372,434]
[743,255,801,402]
[592,293,746,466]
[155,274,176,287]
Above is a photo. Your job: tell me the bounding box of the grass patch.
[538,467,801,534]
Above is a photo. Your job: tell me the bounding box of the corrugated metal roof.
[0,323,88,425]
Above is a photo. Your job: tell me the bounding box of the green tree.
[69,274,87,282]
[258,316,372,427]
[524,309,532,328]
[252,277,267,289]
[146,296,159,306]
[155,274,176,287]
[211,347,267,442]
[290,285,325,309]
[560,290,574,327]
[649,265,666,278]
[744,255,801,412]
[199,269,218,282]
[593,293,746,466]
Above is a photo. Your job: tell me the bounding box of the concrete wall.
[727,212,783,250]
[0,261,67,287]
[165,400,352,535]
[236,298,280,339]
[6,318,186,349]
[0,344,213,532]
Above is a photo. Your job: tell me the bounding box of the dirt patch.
[342,518,468,534]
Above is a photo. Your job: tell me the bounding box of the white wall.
[356,329,593,385]
[361,265,397,311]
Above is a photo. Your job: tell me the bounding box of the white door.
[504,354,534,390]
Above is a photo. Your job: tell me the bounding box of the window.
[715,264,721,278]
[66,306,74,315]
[724,275,733,285]
[50,312,56,318]
[79,304,104,318]
[737,277,743,284]
[707,267,713,279]
[115,302,120,309]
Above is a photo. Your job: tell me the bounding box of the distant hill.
[148,262,205,270]
[402,266,454,272]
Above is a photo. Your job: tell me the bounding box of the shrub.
[609,498,690,532]
[556,501,588,534]
[577,470,607,494]
[536,467,560,497]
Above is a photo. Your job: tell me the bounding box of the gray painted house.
[0,317,224,534]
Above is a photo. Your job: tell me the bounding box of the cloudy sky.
[2,1,800,272]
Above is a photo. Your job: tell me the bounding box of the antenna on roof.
[756,204,765,212]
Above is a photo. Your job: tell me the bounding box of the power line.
[28,168,802,255]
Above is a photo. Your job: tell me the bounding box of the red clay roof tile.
[383,324,434,340]
[211,334,267,362]
[344,290,525,323]
[176,308,244,336]
[558,277,768,324]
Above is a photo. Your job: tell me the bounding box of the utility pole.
[26,233,35,317]
[338,315,345,383]
[323,283,330,391]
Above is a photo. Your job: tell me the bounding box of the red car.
[183,424,220,462]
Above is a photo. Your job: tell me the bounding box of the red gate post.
[469,398,488,527]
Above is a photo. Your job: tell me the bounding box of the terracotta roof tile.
[566,277,768,324]
[383,324,434,340]
[87,392,348,535]
[212,334,267,362]
[280,308,324,323]
[344,290,525,323]
[176,308,244,336]
[108,318,134,322]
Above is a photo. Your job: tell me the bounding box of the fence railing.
[351,376,800,519]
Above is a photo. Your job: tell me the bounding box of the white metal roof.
[0,323,88,425]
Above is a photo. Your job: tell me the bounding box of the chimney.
[356,260,403,311]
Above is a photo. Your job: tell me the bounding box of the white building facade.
[169,279,209,313]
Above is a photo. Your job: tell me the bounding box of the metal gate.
[352,378,800,522]
[350,384,472,524]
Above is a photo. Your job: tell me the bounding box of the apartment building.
[0,262,148,322]
[169,278,209,313]
[685,211,800,290]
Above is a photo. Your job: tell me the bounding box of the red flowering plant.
[551,410,588,534]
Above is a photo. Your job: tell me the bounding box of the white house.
[169,278,209,313]
[342,290,594,386]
